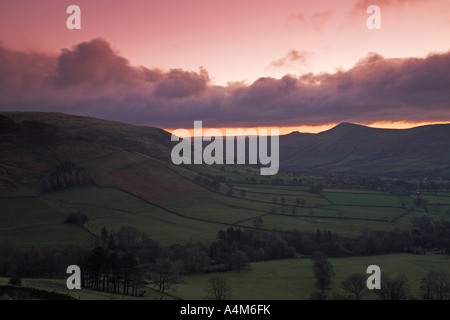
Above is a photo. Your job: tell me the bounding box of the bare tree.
[376,273,410,300]
[340,273,368,300]
[205,276,232,300]
[148,258,184,293]
[420,271,450,300]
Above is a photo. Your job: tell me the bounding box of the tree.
[252,217,264,230]
[309,183,324,194]
[340,273,368,300]
[413,196,428,211]
[148,258,184,293]
[227,184,234,196]
[101,226,109,242]
[376,273,410,300]
[121,253,141,296]
[312,251,335,293]
[420,271,450,300]
[204,276,232,300]
[85,247,108,290]
[66,211,88,226]
[229,250,250,273]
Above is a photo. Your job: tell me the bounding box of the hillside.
[280,122,450,177]
[0,114,118,196]
[0,113,277,247]
[2,112,174,162]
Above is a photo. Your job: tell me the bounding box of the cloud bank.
[1,38,450,128]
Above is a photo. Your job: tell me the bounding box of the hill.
[2,112,174,162]
[0,114,118,196]
[0,113,278,247]
[279,122,450,177]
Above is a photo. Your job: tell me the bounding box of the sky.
[1,0,450,133]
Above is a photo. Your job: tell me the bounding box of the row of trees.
[310,251,450,300]
[40,161,95,193]
[82,247,143,296]
[229,168,450,195]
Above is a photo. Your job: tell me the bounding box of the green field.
[0,197,94,248]
[175,253,450,300]
[3,179,450,248]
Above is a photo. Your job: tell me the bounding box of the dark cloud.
[54,38,149,87]
[0,43,55,93]
[154,67,210,99]
[0,39,450,128]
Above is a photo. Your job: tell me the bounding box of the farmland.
[2,169,450,249]
[175,253,450,300]
[4,253,447,300]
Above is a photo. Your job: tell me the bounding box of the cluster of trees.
[288,217,450,257]
[40,161,95,193]
[66,211,88,226]
[308,183,324,194]
[237,169,450,196]
[194,174,226,192]
[0,243,90,278]
[81,247,143,296]
[209,228,296,270]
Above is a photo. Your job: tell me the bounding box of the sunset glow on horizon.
[164,121,450,137]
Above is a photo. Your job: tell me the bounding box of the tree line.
[40,161,95,193]
[1,217,449,297]
[310,251,450,300]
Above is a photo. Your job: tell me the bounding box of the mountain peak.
[335,122,367,129]
[319,122,370,136]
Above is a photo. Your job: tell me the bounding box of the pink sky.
[1,0,450,131]
[2,0,449,85]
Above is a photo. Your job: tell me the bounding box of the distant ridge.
[280,122,450,177]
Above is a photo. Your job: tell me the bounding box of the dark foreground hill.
[0,113,209,199]
[2,112,174,162]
